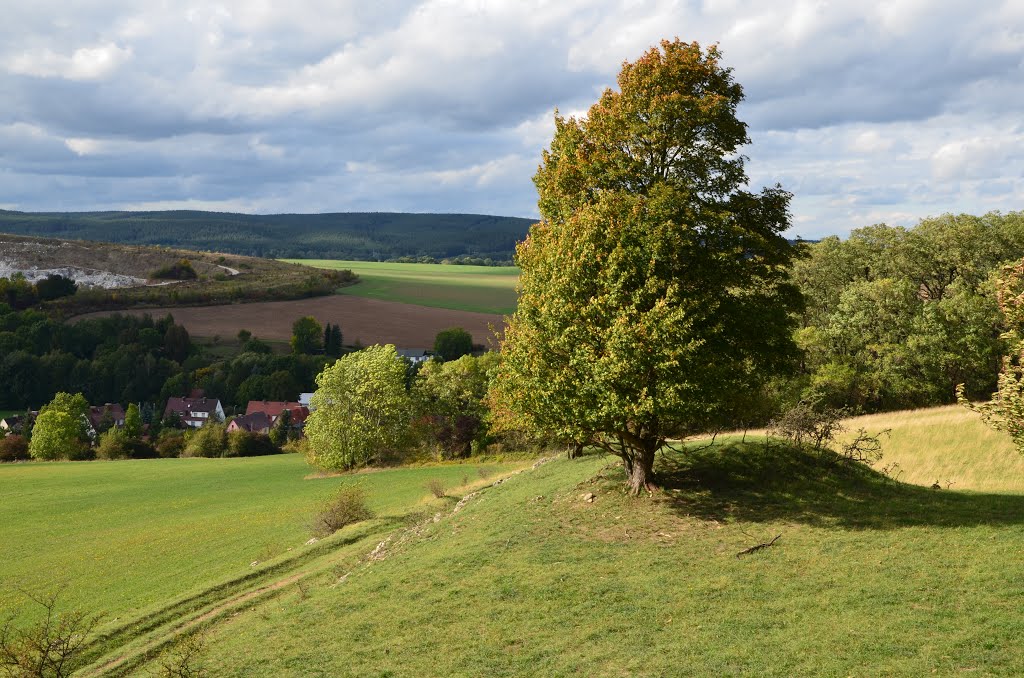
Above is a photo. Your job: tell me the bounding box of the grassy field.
[8,405,1024,676]
[0,455,526,627]
[284,259,519,315]
[190,408,1024,677]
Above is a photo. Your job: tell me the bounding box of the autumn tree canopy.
[493,39,802,494]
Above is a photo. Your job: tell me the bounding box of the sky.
[1,1,1022,239]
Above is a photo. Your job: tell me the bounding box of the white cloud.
[7,42,132,80]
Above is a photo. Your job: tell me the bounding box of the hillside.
[3,406,1021,676]
[0,233,354,314]
[0,210,534,262]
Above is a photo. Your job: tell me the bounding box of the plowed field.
[77,295,505,348]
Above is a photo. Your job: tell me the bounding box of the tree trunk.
[627,444,657,495]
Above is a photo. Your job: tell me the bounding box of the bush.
[151,258,198,280]
[182,423,227,458]
[425,478,446,498]
[433,327,473,362]
[768,401,845,451]
[0,588,102,677]
[226,431,281,457]
[156,430,186,458]
[0,435,30,462]
[96,429,130,460]
[310,486,374,538]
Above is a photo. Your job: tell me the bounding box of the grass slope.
[285,259,520,315]
[0,455,524,625]
[192,419,1024,676]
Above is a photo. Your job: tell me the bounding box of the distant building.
[88,403,126,431]
[397,348,431,364]
[164,397,225,428]
[0,414,33,435]
[227,412,272,434]
[245,401,309,426]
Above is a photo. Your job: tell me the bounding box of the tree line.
[0,210,530,263]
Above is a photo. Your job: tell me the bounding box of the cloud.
[7,42,133,80]
[0,0,1020,238]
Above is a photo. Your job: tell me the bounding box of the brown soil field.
[76,296,506,348]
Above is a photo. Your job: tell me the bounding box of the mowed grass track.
[0,455,524,624]
[284,260,520,315]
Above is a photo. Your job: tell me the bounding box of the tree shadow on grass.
[655,440,1024,530]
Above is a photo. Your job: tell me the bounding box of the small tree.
[291,316,323,355]
[123,403,142,440]
[305,344,413,470]
[414,352,498,458]
[0,588,102,678]
[433,328,473,362]
[30,393,90,461]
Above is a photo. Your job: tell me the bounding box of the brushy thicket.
[310,486,374,538]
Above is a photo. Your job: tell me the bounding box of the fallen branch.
[736,534,781,559]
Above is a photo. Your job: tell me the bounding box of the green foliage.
[123,403,142,439]
[151,258,198,281]
[305,345,413,470]
[96,428,130,460]
[495,39,801,493]
[414,353,499,458]
[310,486,374,538]
[30,393,90,460]
[323,323,343,358]
[959,258,1024,452]
[796,212,1024,413]
[33,274,78,302]
[290,316,323,355]
[182,423,228,458]
[225,431,281,458]
[155,430,186,458]
[433,327,473,362]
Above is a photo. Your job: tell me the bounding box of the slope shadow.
[655,440,1024,530]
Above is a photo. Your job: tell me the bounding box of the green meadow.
[283,259,520,315]
[0,455,525,625]
[6,407,1024,676]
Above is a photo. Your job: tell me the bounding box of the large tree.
[493,39,802,494]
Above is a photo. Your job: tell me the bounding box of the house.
[1,412,37,435]
[244,401,309,426]
[227,412,272,434]
[163,397,225,428]
[88,403,126,432]
[397,349,431,364]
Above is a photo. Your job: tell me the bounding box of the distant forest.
[0,210,534,263]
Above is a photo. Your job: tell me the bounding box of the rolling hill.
[0,210,534,262]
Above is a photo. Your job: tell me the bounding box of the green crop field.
[0,455,526,628]
[284,259,520,315]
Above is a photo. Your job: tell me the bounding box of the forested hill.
[0,210,534,262]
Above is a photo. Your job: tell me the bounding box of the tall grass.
[840,404,1024,493]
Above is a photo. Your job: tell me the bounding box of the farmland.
[75,295,505,348]
[284,259,520,315]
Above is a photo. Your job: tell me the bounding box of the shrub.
[0,435,30,462]
[96,429,130,460]
[0,588,102,678]
[151,258,198,280]
[182,422,228,458]
[768,401,845,451]
[154,632,208,678]
[226,431,281,457]
[425,478,446,498]
[310,486,374,538]
[156,430,186,458]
